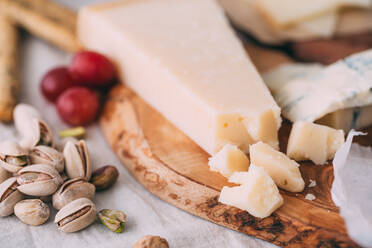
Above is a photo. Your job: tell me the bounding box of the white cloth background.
[0,0,276,247]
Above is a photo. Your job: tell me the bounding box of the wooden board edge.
[99,85,360,248]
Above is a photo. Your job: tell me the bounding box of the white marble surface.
[0,1,276,247]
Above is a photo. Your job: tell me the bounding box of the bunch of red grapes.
[41,51,116,126]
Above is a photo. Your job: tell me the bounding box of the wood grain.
[100,44,362,247]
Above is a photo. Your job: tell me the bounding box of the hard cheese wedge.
[250,142,304,192]
[78,0,281,155]
[219,165,283,218]
[257,0,370,27]
[287,122,345,165]
[218,0,338,44]
[208,144,249,177]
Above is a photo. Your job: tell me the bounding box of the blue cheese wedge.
[219,165,283,218]
[78,0,281,155]
[263,50,372,132]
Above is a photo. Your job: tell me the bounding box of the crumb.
[308,179,316,188]
[305,193,316,201]
[134,235,169,248]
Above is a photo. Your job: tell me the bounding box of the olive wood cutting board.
[100,43,371,247]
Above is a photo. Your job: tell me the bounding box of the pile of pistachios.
[0,103,123,233]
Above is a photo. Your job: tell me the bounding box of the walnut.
[133,235,169,248]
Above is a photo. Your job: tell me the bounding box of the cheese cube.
[250,142,304,192]
[78,0,281,155]
[219,165,283,218]
[287,122,345,164]
[208,144,249,177]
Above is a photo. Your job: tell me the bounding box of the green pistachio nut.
[98,209,126,233]
[90,165,119,191]
[59,127,86,139]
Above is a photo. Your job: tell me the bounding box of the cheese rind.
[78,0,281,155]
[250,142,304,192]
[219,165,283,218]
[208,144,249,177]
[287,122,345,165]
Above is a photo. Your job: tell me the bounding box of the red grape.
[40,67,75,102]
[69,51,116,87]
[57,87,100,126]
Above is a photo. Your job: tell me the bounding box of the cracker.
[0,15,19,122]
[0,0,81,53]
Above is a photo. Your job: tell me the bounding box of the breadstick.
[0,15,19,122]
[0,0,81,53]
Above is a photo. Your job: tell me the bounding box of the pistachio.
[14,199,49,226]
[55,198,96,233]
[57,137,78,151]
[0,167,12,184]
[91,165,119,191]
[63,140,91,180]
[19,118,55,150]
[30,146,64,172]
[0,141,30,173]
[53,178,95,210]
[59,127,85,139]
[133,235,169,248]
[14,104,41,136]
[17,164,63,196]
[0,177,24,216]
[98,209,126,233]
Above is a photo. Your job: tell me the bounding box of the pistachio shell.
[0,177,24,216]
[14,104,41,135]
[55,198,96,233]
[20,118,55,150]
[57,137,78,152]
[52,178,95,210]
[17,164,63,196]
[0,167,12,184]
[134,235,169,248]
[30,146,64,172]
[63,140,91,180]
[0,141,30,173]
[14,199,49,226]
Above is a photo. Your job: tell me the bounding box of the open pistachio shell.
[0,177,24,217]
[20,118,56,150]
[55,198,96,233]
[0,141,30,173]
[14,104,41,136]
[30,146,64,173]
[63,140,91,180]
[17,164,63,196]
[14,199,50,226]
[0,167,12,184]
[53,178,95,210]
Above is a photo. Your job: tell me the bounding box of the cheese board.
[100,43,370,247]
